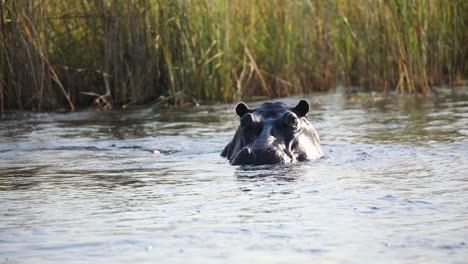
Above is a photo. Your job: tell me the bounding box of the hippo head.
[222,100,323,165]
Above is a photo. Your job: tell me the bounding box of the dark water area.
[1,88,467,263]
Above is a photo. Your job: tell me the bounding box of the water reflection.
[235,164,303,182]
[0,167,44,191]
[315,90,468,145]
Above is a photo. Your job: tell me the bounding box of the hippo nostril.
[257,147,292,164]
[231,147,257,165]
[240,147,253,156]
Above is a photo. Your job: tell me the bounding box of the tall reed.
[1,0,466,111]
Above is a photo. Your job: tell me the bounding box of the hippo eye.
[240,114,262,136]
[284,112,300,131]
[240,113,254,127]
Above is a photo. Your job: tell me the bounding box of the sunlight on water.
[1,88,467,263]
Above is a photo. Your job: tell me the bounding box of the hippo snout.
[231,146,292,165]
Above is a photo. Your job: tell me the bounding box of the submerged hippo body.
[222,100,323,165]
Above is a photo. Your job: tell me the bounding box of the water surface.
[1,89,467,263]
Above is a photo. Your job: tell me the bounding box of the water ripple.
[1,90,467,263]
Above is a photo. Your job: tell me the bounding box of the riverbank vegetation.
[1,0,467,111]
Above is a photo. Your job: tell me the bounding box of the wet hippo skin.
[222,100,323,165]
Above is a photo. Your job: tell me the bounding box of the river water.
[1,89,467,263]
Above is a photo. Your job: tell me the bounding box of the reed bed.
[1,0,466,111]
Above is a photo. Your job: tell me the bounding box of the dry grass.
[1,0,466,111]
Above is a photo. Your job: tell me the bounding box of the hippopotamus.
[222,100,323,165]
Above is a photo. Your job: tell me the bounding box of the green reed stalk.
[0,0,466,112]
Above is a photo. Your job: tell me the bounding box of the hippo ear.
[235,102,251,117]
[293,100,309,117]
